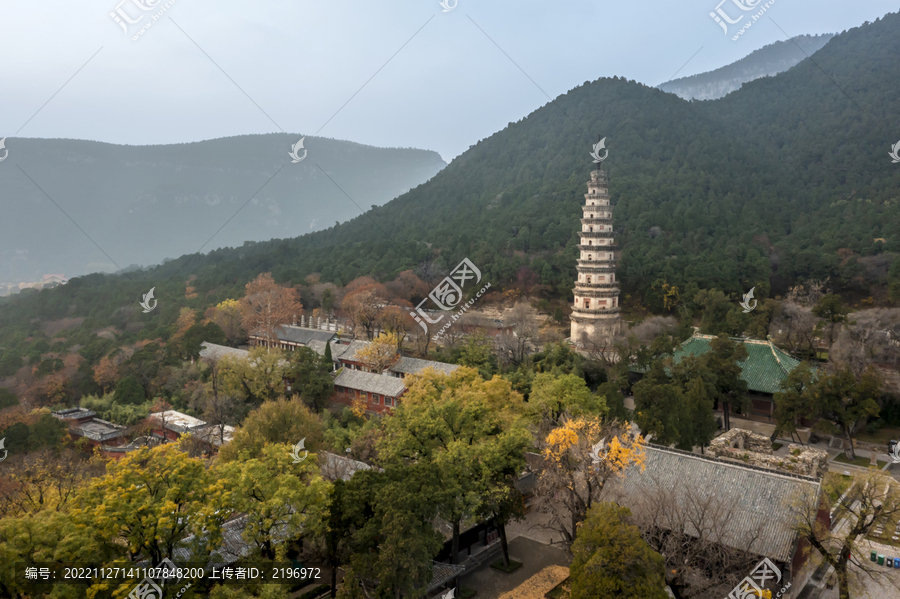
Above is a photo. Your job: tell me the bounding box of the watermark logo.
[0,138,8,162]
[710,0,775,41]
[589,438,607,464]
[890,140,900,164]
[439,0,457,12]
[739,287,757,313]
[289,138,308,163]
[290,438,308,463]
[140,287,157,313]
[110,0,177,41]
[727,558,790,599]
[127,575,162,599]
[0,438,7,463]
[889,441,900,464]
[590,137,608,163]
[441,588,456,599]
[408,258,491,338]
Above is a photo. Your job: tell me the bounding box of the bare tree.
[770,302,821,358]
[609,470,770,598]
[495,301,539,367]
[793,471,900,599]
[786,278,829,307]
[831,308,900,376]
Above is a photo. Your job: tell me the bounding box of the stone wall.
[709,428,829,478]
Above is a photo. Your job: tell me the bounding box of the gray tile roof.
[319,451,379,481]
[72,418,128,441]
[605,445,820,562]
[334,369,406,398]
[391,356,460,376]
[199,342,249,361]
[272,325,337,346]
[53,407,97,420]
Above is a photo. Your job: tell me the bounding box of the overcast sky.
[2,1,896,161]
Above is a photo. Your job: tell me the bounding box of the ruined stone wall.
[709,429,829,478]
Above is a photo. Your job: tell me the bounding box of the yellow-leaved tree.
[354,332,400,373]
[534,416,646,548]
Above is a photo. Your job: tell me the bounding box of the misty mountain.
[0,135,445,286]
[659,34,834,100]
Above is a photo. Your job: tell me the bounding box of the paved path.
[458,537,569,599]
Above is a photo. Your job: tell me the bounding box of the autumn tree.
[532,416,646,549]
[211,298,246,345]
[218,396,324,462]
[0,448,104,518]
[72,441,224,565]
[570,503,668,599]
[341,285,386,340]
[379,304,413,350]
[218,443,330,560]
[241,273,303,347]
[379,368,531,565]
[218,347,289,404]
[793,471,900,599]
[355,332,400,373]
[92,352,124,393]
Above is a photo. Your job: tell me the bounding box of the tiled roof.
[328,339,373,362]
[319,451,379,481]
[53,407,97,420]
[271,325,337,345]
[360,561,465,593]
[391,356,460,376]
[605,445,820,562]
[199,342,249,361]
[334,369,406,398]
[672,334,805,395]
[150,410,207,434]
[72,418,127,441]
[192,423,235,447]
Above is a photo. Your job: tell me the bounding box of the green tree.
[570,503,668,599]
[633,367,685,447]
[703,334,749,431]
[456,333,497,378]
[772,362,816,443]
[218,397,324,462]
[813,293,849,349]
[526,372,606,432]
[113,374,146,405]
[378,368,530,565]
[218,443,330,560]
[809,365,881,460]
[679,376,717,452]
[288,347,334,412]
[218,347,289,404]
[72,441,223,566]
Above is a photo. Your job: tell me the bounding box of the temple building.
[570,161,622,345]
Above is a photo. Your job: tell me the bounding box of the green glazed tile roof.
[673,334,803,395]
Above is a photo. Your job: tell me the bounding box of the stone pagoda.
[570,161,622,345]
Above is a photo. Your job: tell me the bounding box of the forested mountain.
[2,13,899,329]
[658,34,834,100]
[0,135,445,286]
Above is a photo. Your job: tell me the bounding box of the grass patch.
[855,427,900,445]
[491,559,523,573]
[833,454,887,469]
[772,443,783,451]
[545,577,571,599]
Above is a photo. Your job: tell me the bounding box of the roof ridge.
[646,443,821,485]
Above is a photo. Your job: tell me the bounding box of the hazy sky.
[2,0,896,161]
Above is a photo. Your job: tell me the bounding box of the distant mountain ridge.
[0,135,445,286]
[659,34,834,100]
